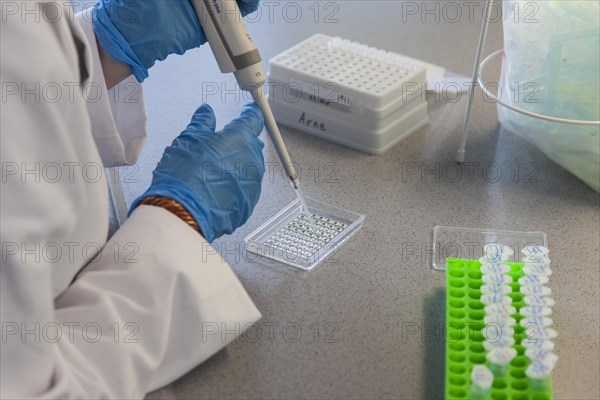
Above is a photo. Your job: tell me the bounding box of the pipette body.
[190,0,299,188]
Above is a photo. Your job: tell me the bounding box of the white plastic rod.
[456,0,496,163]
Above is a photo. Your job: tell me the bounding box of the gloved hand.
[93,0,260,82]
[130,103,265,242]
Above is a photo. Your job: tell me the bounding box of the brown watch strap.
[137,196,201,234]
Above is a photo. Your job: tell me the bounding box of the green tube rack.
[445,258,553,400]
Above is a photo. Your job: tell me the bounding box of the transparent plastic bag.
[498,1,600,192]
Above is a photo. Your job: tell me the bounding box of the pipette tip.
[290,176,299,190]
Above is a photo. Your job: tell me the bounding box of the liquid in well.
[292,181,319,232]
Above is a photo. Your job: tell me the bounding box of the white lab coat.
[0,3,261,399]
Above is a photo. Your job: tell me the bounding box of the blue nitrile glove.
[93,0,260,82]
[130,103,265,242]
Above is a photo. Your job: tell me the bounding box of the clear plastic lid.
[431,226,547,270]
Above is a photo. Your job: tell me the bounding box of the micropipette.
[189,0,299,190]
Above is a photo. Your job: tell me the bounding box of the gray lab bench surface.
[110,2,599,398]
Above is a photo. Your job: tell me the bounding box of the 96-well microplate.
[245,197,364,270]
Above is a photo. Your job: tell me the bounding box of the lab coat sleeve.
[1,5,261,398]
[75,9,147,167]
[1,203,261,399]
[51,205,262,398]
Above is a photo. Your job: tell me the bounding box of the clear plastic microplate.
[431,225,548,270]
[245,197,365,270]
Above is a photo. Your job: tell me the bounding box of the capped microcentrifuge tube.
[482,273,513,285]
[526,359,557,391]
[520,285,552,296]
[525,349,559,365]
[523,265,553,276]
[481,284,512,295]
[482,243,514,262]
[522,254,551,265]
[483,336,516,351]
[520,316,554,328]
[479,254,510,265]
[485,303,517,316]
[483,324,515,341]
[518,275,550,286]
[520,306,553,317]
[480,294,513,306]
[522,245,550,257]
[486,347,518,377]
[470,365,494,399]
[484,315,516,327]
[480,263,511,275]
[521,339,555,352]
[526,327,558,340]
[524,296,556,307]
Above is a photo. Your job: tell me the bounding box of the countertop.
[110,1,599,398]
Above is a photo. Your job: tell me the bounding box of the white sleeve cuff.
[75,9,147,167]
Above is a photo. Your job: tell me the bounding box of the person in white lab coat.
[1,0,265,398]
